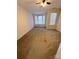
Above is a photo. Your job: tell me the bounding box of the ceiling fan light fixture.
[41,2,46,7]
[44,2,47,6]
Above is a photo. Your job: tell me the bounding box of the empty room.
[17,0,61,59]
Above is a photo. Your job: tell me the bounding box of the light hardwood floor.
[17,28,61,59]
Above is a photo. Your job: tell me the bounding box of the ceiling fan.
[36,0,51,7]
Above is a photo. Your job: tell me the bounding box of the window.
[35,16,38,24]
[34,16,45,25]
[38,16,43,24]
[50,13,57,25]
[42,16,45,24]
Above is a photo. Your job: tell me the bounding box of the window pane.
[42,16,45,24]
[35,16,38,24]
[38,16,43,24]
[50,13,57,25]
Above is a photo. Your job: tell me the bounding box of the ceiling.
[17,0,61,14]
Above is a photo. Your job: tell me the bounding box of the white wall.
[55,14,61,59]
[55,44,61,59]
[17,5,34,40]
[56,14,61,32]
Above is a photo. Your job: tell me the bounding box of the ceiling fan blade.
[36,2,40,4]
[47,2,51,5]
[43,0,45,3]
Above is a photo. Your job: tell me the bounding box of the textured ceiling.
[17,0,61,14]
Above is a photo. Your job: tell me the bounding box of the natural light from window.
[50,13,57,25]
[35,16,45,25]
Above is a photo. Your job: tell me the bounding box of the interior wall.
[56,14,61,32]
[55,44,61,59]
[46,8,61,29]
[17,5,34,40]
